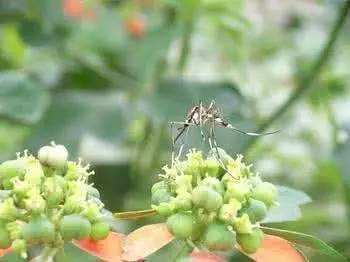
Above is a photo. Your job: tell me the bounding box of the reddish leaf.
[0,248,11,257]
[243,234,305,262]
[73,232,125,262]
[122,223,174,261]
[190,251,226,262]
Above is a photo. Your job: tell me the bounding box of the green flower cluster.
[151,149,278,254]
[0,143,110,258]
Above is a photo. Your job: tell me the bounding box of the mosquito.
[170,100,280,176]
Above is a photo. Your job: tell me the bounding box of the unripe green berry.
[192,186,223,211]
[23,216,55,243]
[234,214,253,234]
[203,222,236,251]
[59,214,91,240]
[173,192,192,211]
[0,159,25,189]
[11,239,27,258]
[151,181,168,194]
[224,182,251,202]
[175,175,192,193]
[166,212,194,239]
[218,199,241,224]
[203,158,220,177]
[237,228,264,254]
[200,177,224,195]
[153,202,175,217]
[245,199,267,223]
[90,222,110,240]
[251,182,278,207]
[151,189,172,205]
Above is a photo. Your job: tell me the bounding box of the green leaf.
[261,226,346,261]
[146,239,192,262]
[125,26,178,81]
[24,90,125,160]
[262,186,311,223]
[54,244,97,262]
[0,72,49,124]
[335,129,350,223]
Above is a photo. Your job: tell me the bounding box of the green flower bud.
[23,158,44,187]
[81,202,102,223]
[166,212,194,239]
[173,192,192,211]
[237,228,264,254]
[203,222,236,251]
[244,199,267,223]
[88,186,100,199]
[251,182,278,207]
[38,144,68,169]
[224,181,251,202]
[59,214,91,240]
[0,198,19,221]
[208,148,233,166]
[203,158,220,177]
[6,221,23,240]
[200,177,224,195]
[63,196,85,214]
[151,181,168,194]
[175,175,192,193]
[90,222,110,240]
[23,216,55,243]
[153,202,175,217]
[24,191,46,214]
[192,186,223,211]
[0,159,26,189]
[43,177,64,208]
[11,239,27,258]
[183,150,204,177]
[0,222,11,248]
[151,189,172,205]
[218,199,242,224]
[233,214,253,234]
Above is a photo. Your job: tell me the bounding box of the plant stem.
[242,1,350,153]
[177,16,195,73]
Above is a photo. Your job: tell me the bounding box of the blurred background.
[0,0,349,261]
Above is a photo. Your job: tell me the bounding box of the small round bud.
[0,159,26,189]
[173,192,192,211]
[237,228,264,254]
[90,222,110,240]
[23,216,55,243]
[245,199,267,223]
[151,189,172,205]
[203,222,236,251]
[151,181,168,194]
[38,144,68,169]
[218,199,242,224]
[251,182,278,207]
[203,158,220,177]
[166,212,194,239]
[153,202,175,217]
[192,186,223,212]
[233,214,253,234]
[59,214,91,240]
[224,182,251,202]
[11,239,27,257]
[200,177,224,195]
[175,175,192,193]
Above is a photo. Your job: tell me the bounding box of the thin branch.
[242,1,350,152]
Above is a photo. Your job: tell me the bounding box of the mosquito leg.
[210,123,237,180]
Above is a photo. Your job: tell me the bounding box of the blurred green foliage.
[0,0,349,260]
